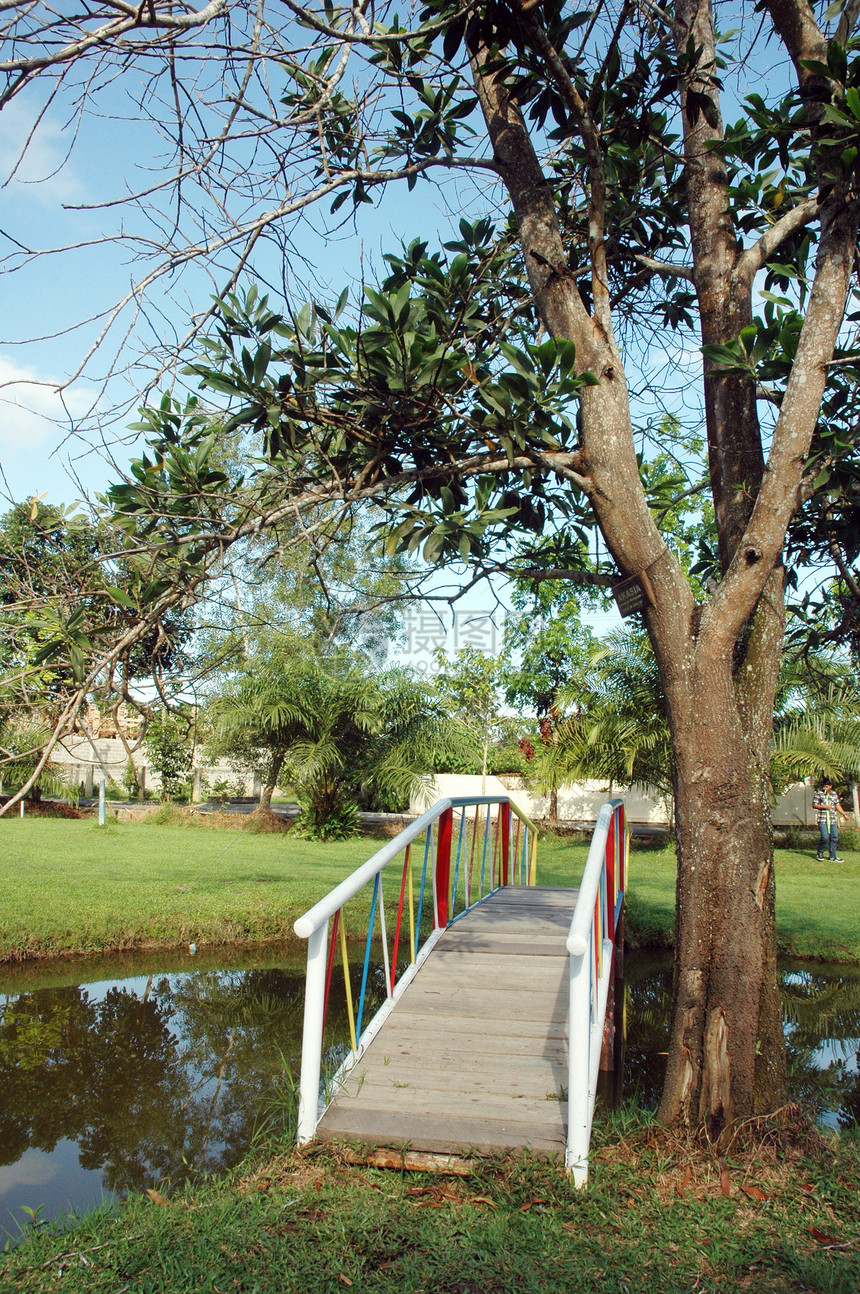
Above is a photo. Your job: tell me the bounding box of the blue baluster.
[415,823,433,946]
[451,806,467,917]
[355,873,380,1042]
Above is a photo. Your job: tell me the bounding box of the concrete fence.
[408,773,854,829]
[46,735,855,826]
[49,735,265,802]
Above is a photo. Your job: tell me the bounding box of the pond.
[1,948,857,1244]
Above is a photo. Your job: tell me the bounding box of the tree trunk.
[469,0,855,1136]
[657,665,785,1137]
[259,750,285,813]
[548,779,559,828]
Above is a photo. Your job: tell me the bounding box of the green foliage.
[0,714,76,804]
[209,640,476,831]
[289,798,361,841]
[544,628,674,799]
[144,710,195,802]
[771,663,860,794]
[432,644,506,780]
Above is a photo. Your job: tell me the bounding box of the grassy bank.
[2,1116,858,1292]
[599,839,860,964]
[0,815,375,961]
[1,815,858,963]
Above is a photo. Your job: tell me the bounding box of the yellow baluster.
[407,846,416,964]
[339,910,357,1052]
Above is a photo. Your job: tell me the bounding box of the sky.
[0,11,797,649]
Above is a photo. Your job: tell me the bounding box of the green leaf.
[105,586,136,610]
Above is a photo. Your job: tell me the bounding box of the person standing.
[812,778,849,862]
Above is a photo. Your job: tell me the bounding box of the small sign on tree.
[612,575,650,618]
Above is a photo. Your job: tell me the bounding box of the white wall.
[50,735,271,800]
[47,737,845,825]
[410,773,836,828]
[409,774,671,824]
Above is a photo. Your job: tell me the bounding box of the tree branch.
[736,195,819,284]
[634,254,695,282]
[517,5,612,334]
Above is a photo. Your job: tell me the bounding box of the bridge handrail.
[566,799,624,956]
[292,794,539,1144]
[565,797,627,1186]
[293,799,454,939]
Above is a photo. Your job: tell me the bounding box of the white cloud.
[0,353,93,456]
[0,1147,58,1195]
[0,99,84,204]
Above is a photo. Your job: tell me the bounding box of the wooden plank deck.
[316,886,578,1158]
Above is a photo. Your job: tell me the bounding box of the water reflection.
[623,955,860,1129]
[0,950,857,1242]
[0,959,327,1241]
[781,962,860,1130]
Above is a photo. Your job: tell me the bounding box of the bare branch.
[736,195,819,284]
[634,254,695,283]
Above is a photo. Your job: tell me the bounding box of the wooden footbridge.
[294,797,627,1186]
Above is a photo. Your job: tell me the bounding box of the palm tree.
[771,663,860,796]
[0,714,76,803]
[209,653,474,836]
[532,628,674,813]
[535,633,860,822]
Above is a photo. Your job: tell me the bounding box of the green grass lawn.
[2,1121,858,1293]
[611,838,860,963]
[1,819,858,1289]
[0,816,375,960]
[1,816,858,964]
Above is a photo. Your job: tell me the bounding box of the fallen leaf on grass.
[145,1189,170,1206]
[518,1198,547,1212]
[407,1185,461,1207]
[719,1166,731,1197]
[681,1167,692,1189]
[808,1226,845,1248]
[337,1276,353,1286]
[741,1185,768,1202]
[466,1196,497,1209]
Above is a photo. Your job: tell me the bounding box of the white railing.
[565,798,627,1186]
[293,795,538,1144]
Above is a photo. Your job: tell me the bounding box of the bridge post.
[435,807,453,927]
[297,922,329,1143]
[500,802,511,886]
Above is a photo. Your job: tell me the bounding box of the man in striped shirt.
[812,779,849,863]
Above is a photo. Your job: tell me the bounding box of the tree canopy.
[3,0,860,1140]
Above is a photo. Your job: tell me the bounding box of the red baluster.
[435,807,453,927]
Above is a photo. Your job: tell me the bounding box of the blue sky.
[0,67,495,508]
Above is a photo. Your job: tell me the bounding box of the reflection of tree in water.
[781,964,860,1131]
[0,967,312,1197]
[156,969,308,1173]
[621,956,860,1126]
[620,957,673,1109]
[7,955,854,1200]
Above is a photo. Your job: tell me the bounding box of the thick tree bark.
[471,0,859,1134]
[656,630,785,1136]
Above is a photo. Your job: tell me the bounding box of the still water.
[1,948,857,1243]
